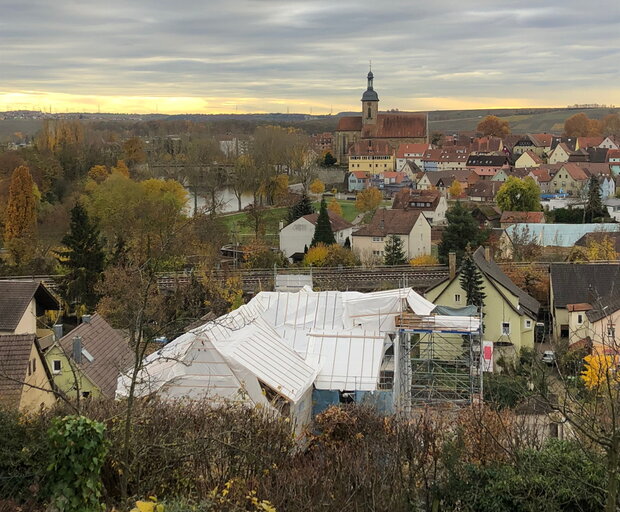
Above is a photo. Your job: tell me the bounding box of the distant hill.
[2,106,619,141]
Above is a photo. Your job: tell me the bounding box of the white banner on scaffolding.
[482,341,494,372]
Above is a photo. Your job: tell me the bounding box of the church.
[334,71,428,164]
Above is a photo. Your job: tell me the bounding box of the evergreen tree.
[584,176,606,223]
[323,151,337,166]
[459,252,486,309]
[287,192,315,224]
[310,197,336,247]
[384,235,406,265]
[438,201,487,264]
[57,203,106,313]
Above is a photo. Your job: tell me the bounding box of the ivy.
[47,415,109,512]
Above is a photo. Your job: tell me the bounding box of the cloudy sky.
[1,0,619,114]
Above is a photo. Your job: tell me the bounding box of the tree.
[111,159,130,178]
[303,243,358,267]
[88,164,109,183]
[448,180,463,199]
[287,193,315,224]
[230,154,252,212]
[495,176,541,212]
[310,197,336,247]
[409,254,439,266]
[327,197,343,216]
[477,115,510,137]
[564,113,601,137]
[459,252,486,309]
[584,176,606,223]
[4,165,38,266]
[438,201,487,264]
[355,187,382,213]
[383,235,406,265]
[568,235,617,262]
[601,114,620,137]
[57,202,106,314]
[309,179,325,195]
[323,151,337,166]
[122,137,147,169]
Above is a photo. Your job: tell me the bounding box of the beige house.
[514,150,543,169]
[548,143,573,164]
[549,163,588,195]
[352,208,431,261]
[0,334,56,411]
[392,189,448,225]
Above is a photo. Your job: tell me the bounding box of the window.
[81,391,91,399]
[454,294,462,303]
[53,360,62,374]
[577,314,583,324]
[372,236,383,242]
[501,322,510,336]
[525,319,532,329]
[609,325,616,339]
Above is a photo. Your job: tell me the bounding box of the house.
[467,181,503,202]
[352,208,431,260]
[413,172,433,190]
[599,136,619,150]
[437,147,470,171]
[391,188,448,225]
[400,160,424,181]
[280,211,354,260]
[0,334,56,411]
[311,132,334,153]
[0,281,60,344]
[421,148,443,171]
[425,247,540,363]
[396,143,431,171]
[549,143,576,164]
[466,154,509,173]
[348,170,370,192]
[549,163,589,195]
[514,151,543,169]
[369,172,410,197]
[550,137,577,152]
[423,169,471,195]
[45,314,132,399]
[470,136,504,154]
[528,168,555,194]
[586,147,610,164]
[348,139,395,174]
[549,264,620,341]
[499,211,545,229]
[471,205,502,229]
[513,134,553,157]
[499,224,620,260]
[576,136,605,150]
[608,149,620,176]
[604,198,620,221]
[574,230,620,254]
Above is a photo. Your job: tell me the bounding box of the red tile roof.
[361,113,427,139]
[354,208,424,237]
[530,168,552,182]
[529,133,554,147]
[396,143,431,159]
[500,211,545,224]
[607,149,620,160]
[577,136,604,149]
[349,139,393,156]
[337,116,363,131]
[303,210,353,232]
[560,163,590,181]
[350,171,369,179]
[392,189,441,210]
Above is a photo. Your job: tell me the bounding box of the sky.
[1,0,619,114]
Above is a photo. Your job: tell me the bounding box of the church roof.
[361,113,427,139]
[337,116,363,132]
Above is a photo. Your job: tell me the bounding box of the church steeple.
[361,67,378,125]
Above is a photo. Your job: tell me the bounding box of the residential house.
[413,172,433,190]
[574,230,620,254]
[499,211,546,229]
[421,148,442,172]
[600,136,619,150]
[396,143,431,171]
[352,208,431,260]
[548,143,574,164]
[466,154,510,173]
[437,147,470,171]
[391,188,448,225]
[369,171,410,197]
[549,264,620,341]
[549,163,589,195]
[426,247,540,363]
[467,181,503,202]
[514,151,543,169]
[0,334,56,411]
[550,137,577,152]
[400,160,424,181]
[0,281,60,345]
[424,169,471,196]
[608,149,620,176]
[348,139,395,174]
[586,147,610,164]
[348,171,370,192]
[576,137,605,150]
[45,314,132,399]
[280,211,354,260]
[470,136,504,154]
[499,223,620,260]
[471,205,501,229]
[604,198,620,221]
[528,167,555,194]
[311,132,334,153]
[512,134,554,157]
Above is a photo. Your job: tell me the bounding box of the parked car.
[542,350,556,365]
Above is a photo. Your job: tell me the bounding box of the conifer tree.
[459,252,486,309]
[384,235,406,265]
[310,197,336,247]
[584,176,606,223]
[287,192,314,224]
[57,202,106,313]
[438,201,486,264]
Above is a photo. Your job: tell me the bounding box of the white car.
[542,351,556,365]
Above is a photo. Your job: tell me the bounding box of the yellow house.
[426,247,540,365]
[45,314,132,400]
[0,334,56,411]
[514,150,542,169]
[549,163,589,195]
[348,139,395,174]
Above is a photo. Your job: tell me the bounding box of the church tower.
[361,69,379,126]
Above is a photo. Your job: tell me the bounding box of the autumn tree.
[111,159,130,178]
[309,179,325,195]
[448,180,464,199]
[384,235,406,265]
[327,197,343,216]
[564,113,602,137]
[57,202,106,314]
[303,243,358,267]
[230,154,252,212]
[355,187,382,213]
[438,202,487,264]
[4,166,38,266]
[122,137,147,169]
[495,176,541,212]
[88,165,109,184]
[311,197,336,247]
[568,235,617,262]
[477,115,510,137]
[601,114,620,137]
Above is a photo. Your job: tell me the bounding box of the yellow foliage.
[303,243,329,266]
[88,165,109,184]
[309,179,325,194]
[409,254,439,266]
[4,165,37,242]
[131,496,164,512]
[355,187,382,213]
[568,235,617,262]
[111,159,130,177]
[327,197,342,216]
[581,354,620,390]
[448,180,464,199]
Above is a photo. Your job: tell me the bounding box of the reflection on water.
[185,187,254,214]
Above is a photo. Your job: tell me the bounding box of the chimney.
[72,336,82,364]
[53,324,63,341]
[484,246,492,261]
[449,251,456,280]
[81,314,91,324]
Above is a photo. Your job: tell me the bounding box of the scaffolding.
[395,311,483,414]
